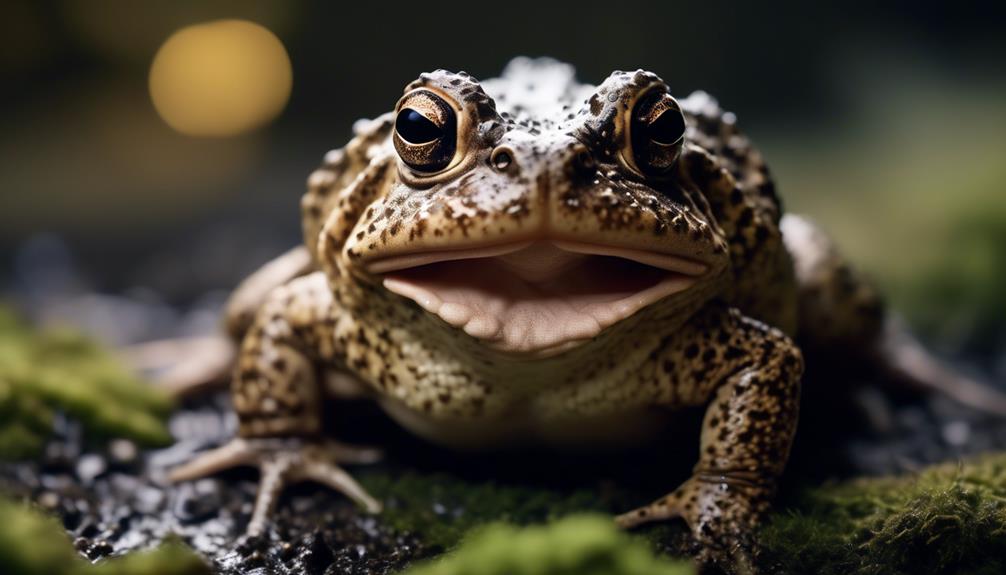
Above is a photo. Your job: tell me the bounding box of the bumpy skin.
[172,58,885,568]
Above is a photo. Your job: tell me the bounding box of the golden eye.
[393,90,458,173]
[628,90,686,174]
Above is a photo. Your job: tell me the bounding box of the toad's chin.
[368,241,707,358]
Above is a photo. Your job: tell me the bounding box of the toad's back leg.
[781,214,1006,414]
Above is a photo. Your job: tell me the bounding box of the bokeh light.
[149,19,292,137]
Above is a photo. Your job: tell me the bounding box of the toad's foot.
[169,437,382,536]
[616,473,770,575]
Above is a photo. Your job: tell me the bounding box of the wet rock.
[76,454,107,485]
[109,439,140,467]
[173,480,223,524]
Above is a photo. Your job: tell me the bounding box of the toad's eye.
[628,90,686,174]
[393,90,457,173]
[396,109,442,143]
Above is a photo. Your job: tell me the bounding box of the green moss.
[0,498,209,575]
[893,210,1006,341]
[400,514,692,575]
[360,471,612,550]
[361,455,1006,574]
[761,454,1006,575]
[359,469,684,552]
[87,542,209,575]
[0,306,172,460]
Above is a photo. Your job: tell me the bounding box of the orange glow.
[149,19,292,137]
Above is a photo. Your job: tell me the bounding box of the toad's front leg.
[169,273,381,536]
[617,306,802,570]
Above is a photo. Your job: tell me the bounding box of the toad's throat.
[377,241,705,356]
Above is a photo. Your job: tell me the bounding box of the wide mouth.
[371,240,707,357]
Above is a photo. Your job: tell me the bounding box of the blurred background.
[1,1,1004,361]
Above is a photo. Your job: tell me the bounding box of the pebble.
[942,421,971,446]
[109,439,139,465]
[76,454,107,485]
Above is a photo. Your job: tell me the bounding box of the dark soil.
[0,395,427,575]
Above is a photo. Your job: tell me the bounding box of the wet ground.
[0,395,428,575]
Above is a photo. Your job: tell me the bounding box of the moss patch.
[0,306,172,460]
[360,454,1006,574]
[762,454,1006,575]
[400,514,692,575]
[358,469,683,552]
[361,471,605,550]
[0,497,209,575]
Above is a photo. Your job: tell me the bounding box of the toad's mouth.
[369,241,707,357]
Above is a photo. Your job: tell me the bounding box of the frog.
[167,57,1006,568]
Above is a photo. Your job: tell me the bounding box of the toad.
[168,58,1006,567]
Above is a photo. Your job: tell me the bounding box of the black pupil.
[396,109,443,144]
[646,110,685,145]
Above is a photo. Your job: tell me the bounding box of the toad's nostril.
[491,146,514,171]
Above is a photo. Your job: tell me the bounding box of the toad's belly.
[376,396,672,451]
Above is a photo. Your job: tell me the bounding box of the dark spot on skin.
[724,346,745,360]
[684,344,699,359]
[737,207,754,228]
[760,339,776,356]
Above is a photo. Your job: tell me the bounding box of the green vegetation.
[0,306,172,460]
[400,514,692,575]
[359,470,648,551]
[0,498,209,575]
[765,71,1006,342]
[761,454,1006,575]
[362,454,1006,575]
[896,211,1006,342]
[361,467,685,552]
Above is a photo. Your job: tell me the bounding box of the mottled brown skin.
[170,58,889,568]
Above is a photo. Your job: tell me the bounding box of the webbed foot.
[616,473,769,575]
[169,437,382,536]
